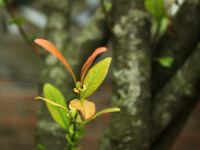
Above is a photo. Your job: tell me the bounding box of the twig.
[3,0,40,56]
[100,0,113,34]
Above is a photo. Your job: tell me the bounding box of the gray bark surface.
[100,1,151,150]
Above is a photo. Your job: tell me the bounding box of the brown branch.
[100,0,113,34]
[3,0,39,56]
[151,96,200,150]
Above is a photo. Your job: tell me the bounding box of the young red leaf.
[81,47,107,82]
[34,39,76,82]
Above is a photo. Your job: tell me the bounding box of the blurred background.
[0,0,200,150]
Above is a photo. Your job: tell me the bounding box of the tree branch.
[151,96,200,150]
[152,0,200,95]
[3,0,39,55]
[152,44,200,141]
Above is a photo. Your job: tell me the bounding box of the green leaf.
[9,16,26,26]
[104,2,112,11]
[83,107,120,124]
[81,57,112,99]
[37,144,46,150]
[0,0,5,7]
[145,0,166,20]
[43,83,70,130]
[159,17,169,35]
[157,56,174,68]
[35,97,71,117]
[93,107,121,118]
[151,20,159,37]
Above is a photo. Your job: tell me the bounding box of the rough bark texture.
[149,1,200,149]
[33,0,200,150]
[152,44,200,139]
[100,1,151,150]
[151,96,200,150]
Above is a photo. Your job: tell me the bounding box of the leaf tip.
[35,96,42,100]
[115,108,121,112]
[34,38,44,44]
[44,83,52,89]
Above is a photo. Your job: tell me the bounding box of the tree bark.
[34,0,200,150]
[100,1,151,150]
[152,44,200,142]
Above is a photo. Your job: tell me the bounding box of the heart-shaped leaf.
[69,99,96,120]
[43,83,70,130]
[34,39,76,82]
[81,47,107,82]
[81,57,112,99]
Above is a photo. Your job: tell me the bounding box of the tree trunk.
[33,0,200,150]
[101,1,151,149]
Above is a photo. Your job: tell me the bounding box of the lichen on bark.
[100,0,151,149]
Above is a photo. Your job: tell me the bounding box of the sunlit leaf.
[34,39,76,82]
[81,57,112,99]
[93,107,120,118]
[35,97,70,117]
[69,99,96,120]
[159,17,169,35]
[145,0,166,20]
[43,83,70,129]
[81,47,107,82]
[157,56,174,68]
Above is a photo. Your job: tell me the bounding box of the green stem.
[66,113,78,150]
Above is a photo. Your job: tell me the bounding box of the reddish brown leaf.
[34,39,76,82]
[81,47,107,82]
